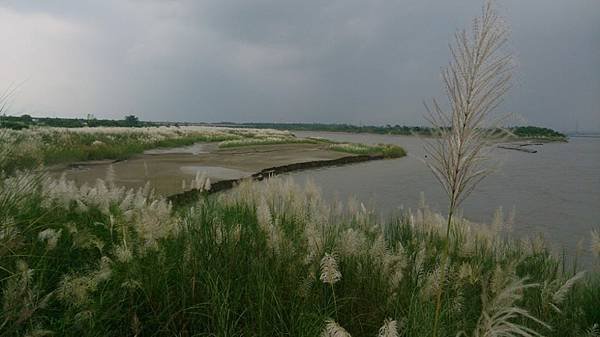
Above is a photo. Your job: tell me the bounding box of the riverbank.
[214,123,569,142]
[167,153,386,205]
[0,126,289,173]
[49,141,403,198]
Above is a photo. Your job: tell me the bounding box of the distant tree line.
[222,123,567,140]
[0,116,566,140]
[0,114,155,129]
[223,123,436,136]
[510,126,566,139]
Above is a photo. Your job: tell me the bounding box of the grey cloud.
[1,0,598,131]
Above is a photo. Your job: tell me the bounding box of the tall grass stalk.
[423,2,514,336]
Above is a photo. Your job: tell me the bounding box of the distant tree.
[124,115,140,126]
[20,114,33,123]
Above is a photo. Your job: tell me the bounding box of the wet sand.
[49,143,355,196]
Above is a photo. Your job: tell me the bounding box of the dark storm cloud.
[1,0,598,131]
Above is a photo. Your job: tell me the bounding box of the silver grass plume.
[469,277,549,337]
[321,319,351,337]
[256,198,283,254]
[114,244,133,263]
[105,164,116,186]
[584,324,599,337]
[143,160,149,178]
[426,3,513,335]
[550,271,585,312]
[423,0,513,235]
[378,318,399,337]
[591,229,600,258]
[3,260,53,326]
[38,228,62,250]
[320,252,342,285]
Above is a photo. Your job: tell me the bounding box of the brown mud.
[167,154,384,205]
[48,143,391,201]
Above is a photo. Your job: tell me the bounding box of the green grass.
[329,143,407,158]
[0,173,597,337]
[510,126,568,141]
[218,137,407,160]
[40,133,239,164]
[0,127,267,173]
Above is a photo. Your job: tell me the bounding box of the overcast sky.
[1,0,598,131]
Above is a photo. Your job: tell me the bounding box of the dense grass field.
[0,126,306,173]
[1,172,598,337]
[0,126,258,173]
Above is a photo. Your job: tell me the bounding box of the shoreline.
[48,141,403,200]
[167,154,385,205]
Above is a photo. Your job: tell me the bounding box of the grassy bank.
[218,136,322,148]
[0,126,292,173]
[0,127,406,175]
[510,126,568,141]
[0,173,598,337]
[0,126,405,174]
[218,137,407,159]
[329,143,406,158]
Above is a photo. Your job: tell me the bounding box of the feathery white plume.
[321,319,351,337]
[472,277,548,337]
[552,271,585,306]
[320,253,342,285]
[38,228,62,250]
[591,229,600,258]
[105,164,116,185]
[377,318,399,337]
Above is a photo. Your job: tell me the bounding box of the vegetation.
[511,126,567,141]
[1,115,566,142]
[329,143,406,158]
[0,126,292,174]
[423,2,514,336]
[225,122,436,136]
[0,114,158,129]
[0,174,598,337]
[217,136,406,159]
[0,126,403,175]
[0,3,589,337]
[219,123,568,141]
[218,136,322,148]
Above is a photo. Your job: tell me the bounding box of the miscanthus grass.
[0,126,290,173]
[0,174,598,337]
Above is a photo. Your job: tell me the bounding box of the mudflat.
[49,143,354,196]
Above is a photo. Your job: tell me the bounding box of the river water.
[288,131,600,262]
